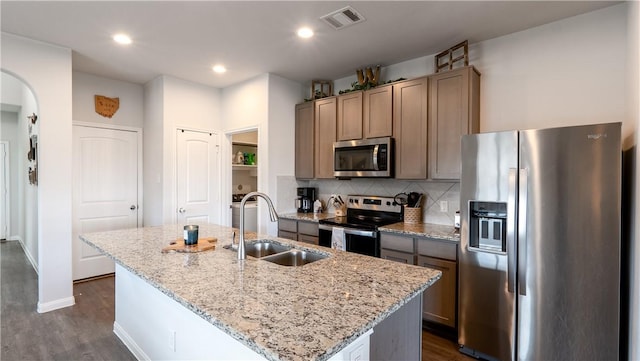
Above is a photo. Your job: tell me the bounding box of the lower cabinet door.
[418,255,457,328]
[380,248,414,264]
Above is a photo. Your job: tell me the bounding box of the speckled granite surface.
[80,224,441,361]
[379,222,460,242]
[279,212,334,222]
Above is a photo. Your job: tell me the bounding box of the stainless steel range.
[318,195,402,257]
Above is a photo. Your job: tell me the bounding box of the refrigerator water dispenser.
[469,201,507,253]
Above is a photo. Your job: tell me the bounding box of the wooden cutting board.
[161,237,217,253]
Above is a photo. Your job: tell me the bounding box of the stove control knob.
[349,199,354,203]
[386,201,391,206]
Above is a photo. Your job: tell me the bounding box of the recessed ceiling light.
[297,27,314,39]
[212,65,227,74]
[113,33,132,45]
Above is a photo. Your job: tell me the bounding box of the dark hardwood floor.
[1,240,471,361]
[0,241,135,361]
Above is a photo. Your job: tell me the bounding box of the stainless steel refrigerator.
[458,123,621,361]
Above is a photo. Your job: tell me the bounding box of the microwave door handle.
[372,144,379,170]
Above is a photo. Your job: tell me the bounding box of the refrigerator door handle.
[518,168,529,296]
[507,168,518,293]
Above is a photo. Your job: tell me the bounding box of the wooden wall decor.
[435,40,469,73]
[356,65,381,88]
[95,95,120,118]
[310,80,333,100]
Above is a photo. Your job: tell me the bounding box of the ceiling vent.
[320,6,365,30]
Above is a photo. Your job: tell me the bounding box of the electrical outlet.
[439,200,448,212]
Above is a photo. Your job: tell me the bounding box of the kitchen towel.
[331,227,346,251]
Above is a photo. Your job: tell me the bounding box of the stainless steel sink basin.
[261,249,327,267]
[244,241,291,258]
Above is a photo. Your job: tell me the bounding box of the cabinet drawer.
[278,219,297,233]
[278,230,297,241]
[416,237,457,261]
[380,249,415,265]
[380,233,414,253]
[298,221,318,236]
[298,234,319,245]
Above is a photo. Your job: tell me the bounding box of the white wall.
[1,32,74,313]
[222,74,269,232]
[266,74,304,235]
[143,77,164,226]
[626,1,640,359]
[72,71,144,128]
[143,75,223,226]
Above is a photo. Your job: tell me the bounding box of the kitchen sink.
[244,241,291,258]
[261,249,327,267]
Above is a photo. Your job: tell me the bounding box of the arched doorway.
[0,71,39,270]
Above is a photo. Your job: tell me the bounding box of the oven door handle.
[318,224,377,238]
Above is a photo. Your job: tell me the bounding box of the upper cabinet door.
[429,66,480,180]
[363,85,393,139]
[314,97,337,179]
[295,102,314,179]
[393,77,429,179]
[337,91,363,141]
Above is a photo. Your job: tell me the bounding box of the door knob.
[130,205,137,210]
[178,207,186,214]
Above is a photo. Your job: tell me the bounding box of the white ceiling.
[1,1,619,89]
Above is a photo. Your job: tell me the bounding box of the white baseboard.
[37,296,75,313]
[114,321,149,361]
[14,237,39,274]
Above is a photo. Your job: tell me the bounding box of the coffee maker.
[296,187,316,213]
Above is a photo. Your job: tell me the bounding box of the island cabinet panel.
[114,265,266,361]
[417,255,457,328]
[428,66,480,180]
[295,102,315,179]
[337,91,363,141]
[315,97,338,179]
[393,77,429,179]
[363,85,393,139]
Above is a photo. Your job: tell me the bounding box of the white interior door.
[176,129,219,225]
[0,142,7,240]
[72,125,139,280]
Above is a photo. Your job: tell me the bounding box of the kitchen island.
[80,224,441,361]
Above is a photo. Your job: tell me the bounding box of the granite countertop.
[279,212,335,222]
[379,222,460,242]
[80,224,441,361]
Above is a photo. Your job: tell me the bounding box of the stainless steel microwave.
[334,137,393,178]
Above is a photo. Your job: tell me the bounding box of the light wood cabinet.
[295,102,314,179]
[381,248,414,264]
[363,85,393,139]
[314,97,337,179]
[393,77,428,179]
[277,219,319,245]
[417,255,457,328]
[380,231,458,330]
[428,66,480,179]
[337,92,363,141]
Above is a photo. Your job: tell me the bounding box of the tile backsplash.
[276,176,460,226]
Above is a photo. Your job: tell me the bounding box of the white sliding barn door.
[72,125,140,280]
[176,129,219,225]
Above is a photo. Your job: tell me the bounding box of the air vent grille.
[320,6,365,30]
